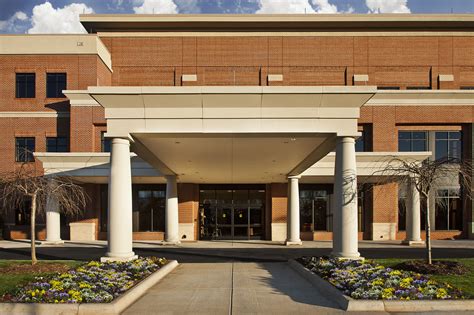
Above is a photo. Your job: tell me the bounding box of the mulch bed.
[393,260,468,276]
[0,263,72,275]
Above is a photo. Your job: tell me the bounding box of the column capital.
[336,136,357,143]
[287,175,301,180]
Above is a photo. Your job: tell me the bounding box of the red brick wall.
[270,183,287,223]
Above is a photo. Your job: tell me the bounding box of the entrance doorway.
[199,186,265,240]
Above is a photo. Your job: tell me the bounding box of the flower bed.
[299,256,465,300]
[4,257,167,303]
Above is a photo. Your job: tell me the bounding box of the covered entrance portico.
[64,86,376,261]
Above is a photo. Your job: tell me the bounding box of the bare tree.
[0,162,87,265]
[370,157,472,264]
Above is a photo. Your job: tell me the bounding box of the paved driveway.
[122,262,348,315]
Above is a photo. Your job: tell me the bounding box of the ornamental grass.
[8,257,167,303]
[300,256,465,300]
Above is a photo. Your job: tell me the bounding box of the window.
[355,133,365,152]
[377,86,400,90]
[435,131,461,161]
[46,137,69,152]
[300,189,331,232]
[398,131,428,152]
[15,199,31,225]
[15,137,35,162]
[46,73,67,98]
[407,86,431,90]
[101,132,111,152]
[435,188,462,230]
[16,73,35,98]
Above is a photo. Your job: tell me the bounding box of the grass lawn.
[374,258,474,298]
[0,260,83,297]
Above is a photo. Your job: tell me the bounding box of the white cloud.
[133,0,178,14]
[256,0,339,14]
[256,0,316,13]
[366,0,411,13]
[28,2,93,34]
[0,11,28,33]
[311,0,338,13]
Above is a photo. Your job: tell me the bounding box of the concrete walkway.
[123,262,346,315]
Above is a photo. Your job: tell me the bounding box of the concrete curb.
[0,260,179,315]
[288,259,474,312]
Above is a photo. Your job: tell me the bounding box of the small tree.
[371,157,472,264]
[0,162,87,265]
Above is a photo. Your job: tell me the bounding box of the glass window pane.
[449,131,461,140]
[398,132,411,140]
[436,132,448,140]
[412,140,427,151]
[449,139,461,160]
[435,140,448,160]
[398,140,411,152]
[412,132,426,140]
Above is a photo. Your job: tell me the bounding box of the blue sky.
[1,0,474,34]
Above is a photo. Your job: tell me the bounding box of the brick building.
[1,14,473,260]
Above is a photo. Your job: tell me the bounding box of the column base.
[401,240,425,246]
[40,240,64,245]
[331,251,363,260]
[101,253,138,262]
[162,240,181,245]
[285,240,302,246]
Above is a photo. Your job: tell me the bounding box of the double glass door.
[200,188,265,240]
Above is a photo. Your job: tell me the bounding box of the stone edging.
[0,260,179,315]
[288,259,474,312]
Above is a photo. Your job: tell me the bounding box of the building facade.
[1,15,474,257]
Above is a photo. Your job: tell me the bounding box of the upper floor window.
[435,131,461,161]
[377,86,400,90]
[16,73,35,98]
[355,134,365,152]
[46,137,69,152]
[15,137,35,162]
[398,131,428,152]
[407,86,431,90]
[101,132,111,153]
[46,73,67,98]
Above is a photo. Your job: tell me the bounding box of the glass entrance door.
[199,187,265,240]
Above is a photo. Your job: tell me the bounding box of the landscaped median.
[289,257,474,312]
[0,257,178,315]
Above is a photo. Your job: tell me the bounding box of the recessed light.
[290,138,297,141]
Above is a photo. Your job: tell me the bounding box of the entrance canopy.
[65,86,376,183]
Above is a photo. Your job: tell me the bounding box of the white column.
[403,178,424,245]
[165,175,180,243]
[102,138,137,262]
[332,137,360,259]
[286,176,302,245]
[45,195,63,244]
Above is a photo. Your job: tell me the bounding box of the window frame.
[434,131,462,161]
[46,136,69,152]
[15,137,35,162]
[101,131,111,153]
[398,131,429,152]
[46,73,67,98]
[15,73,36,98]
